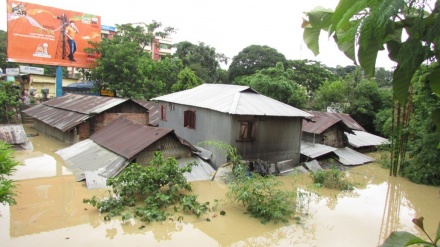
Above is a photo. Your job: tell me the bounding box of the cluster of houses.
[1,83,389,188]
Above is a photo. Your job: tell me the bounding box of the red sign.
[6,0,101,68]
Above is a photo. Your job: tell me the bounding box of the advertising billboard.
[6,0,101,68]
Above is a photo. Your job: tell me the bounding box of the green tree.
[312,80,349,112]
[0,80,21,124]
[171,67,201,92]
[88,21,177,99]
[375,67,394,88]
[402,65,440,185]
[228,45,287,82]
[235,63,307,108]
[173,41,228,83]
[0,142,20,207]
[287,59,338,96]
[302,0,440,126]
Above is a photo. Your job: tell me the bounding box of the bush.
[310,166,354,190]
[0,141,20,207]
[83,151,211,222]
[228,165,297,224]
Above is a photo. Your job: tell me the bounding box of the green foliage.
[310,166,354,190]
[287,59,338,96]
[88,21,178,99]
[228,164,297,224]
[380,217,440,247]
[228,45,287,82]
[83,152,211,222]
[0,80,21,124]
[0,141,20,206]
[400,65,440,185]
[312,79,349,112]
[302,0,440,127]
[171,67,202,92]
[173,41,228,83]
[202,141,299,224]
[235,62,307,108]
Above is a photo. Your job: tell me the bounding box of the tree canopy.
[235,62,307,108]
[173,41,228,83]
[228,45,287,82]
[88,22,181,99]
[302,0,439,114]
[287,59,338,96]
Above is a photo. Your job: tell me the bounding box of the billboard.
[6,0,101,68]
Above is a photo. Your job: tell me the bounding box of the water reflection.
[0,126,439,246]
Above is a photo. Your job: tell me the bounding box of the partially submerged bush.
[83,151,211,222]
[311,166,354,190]
[228,165,297,224]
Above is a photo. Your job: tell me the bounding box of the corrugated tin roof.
[300,141,337,159]
[346,130,390,148]
[177,157,216,181]
[152,84,312,117]
[55,139,127,181]
[302,116,342,134]
[333,147,374,165]
[0,124,28,144]
[90,117,174,159]
[23,104,89,132]
[307,111,365,131]
[43,93,127,114]
[134,100,159,126]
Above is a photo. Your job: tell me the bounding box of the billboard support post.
[56,66,62,97]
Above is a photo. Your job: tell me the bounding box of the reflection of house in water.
[8,175,102,238]
[152,84,312,170]
[22,94,151,144]
[0,124,33,150]
[56,117,215,188]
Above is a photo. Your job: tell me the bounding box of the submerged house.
[56,117,215,188]
[22,94,149,144]
[151,84,312,169]
[300,111,388,166]
[302,112,354,148]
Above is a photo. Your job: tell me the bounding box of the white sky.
[0,0,396,69]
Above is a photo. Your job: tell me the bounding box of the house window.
[160,104,167,121]
[238,121,255,142]
[184,110,196,129]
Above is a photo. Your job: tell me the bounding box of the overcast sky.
[1,0,396,69]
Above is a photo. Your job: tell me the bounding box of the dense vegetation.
[303,0,440,185]
[83,152,212,222]
[310,165,354,190]
[0,141,20,209]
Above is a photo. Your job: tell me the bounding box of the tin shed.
[22,94,149,143]
[151,84,312,169]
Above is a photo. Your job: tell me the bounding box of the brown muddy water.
[1,125,439,247]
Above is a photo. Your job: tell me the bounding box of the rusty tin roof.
[90,117,177,159]
[23,104,89,132]
[302,116,342,134]
[43,94,127,114]
[306,111,365,131]
[22,94,141,132]
[0,124,28,144]
[134,100,159,126]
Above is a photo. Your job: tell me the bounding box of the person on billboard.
[65,20,79,62]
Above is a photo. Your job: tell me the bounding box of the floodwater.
[1,125,439,247]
